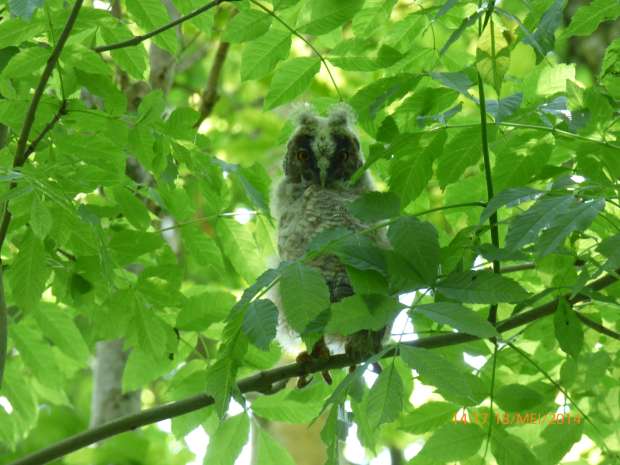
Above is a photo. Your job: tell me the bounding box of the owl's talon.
[295,338,333,388]
[321,370,333,385]
[297,374,313,389]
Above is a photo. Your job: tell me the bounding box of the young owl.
[273,103,384,379]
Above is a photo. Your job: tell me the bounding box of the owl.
[273,103,385,383]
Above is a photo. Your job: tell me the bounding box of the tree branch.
[0,0,83,389]
[576,313,620,341]
[194,40,230,128]
[23,99,68,159]
[94,0,239,53]
[9,269,619,465]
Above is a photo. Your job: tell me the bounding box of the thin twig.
[94,0,239,53]
[249,0,343,101]
[23,100,68,159]
[576,313,620,341]
[9,268,619,465]
[194,41,231,128]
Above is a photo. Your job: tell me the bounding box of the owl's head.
[283,103,363,187]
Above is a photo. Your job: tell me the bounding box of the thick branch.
[0,0,83,389]
[9,269,619,465]
[94,0,238,53]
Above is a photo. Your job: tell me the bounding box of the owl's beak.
[317,157,329,187]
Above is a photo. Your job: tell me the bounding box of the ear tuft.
[328,103,356,128]
[291,102,319,128]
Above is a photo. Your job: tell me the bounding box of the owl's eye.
[297,149,309,161]
[339,150,350,160]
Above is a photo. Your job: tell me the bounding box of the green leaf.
[400,346,486,406]
[437,270,529,304]
[300,0,365,35]
[251,388,324,423]
[101,25,148,80]
[11,323,64,387]
[279,262,330,332]
[8,231,49,310]
[0,17,44,48]
[273,0,299,9]
[176,292,235,331]
[242,299,278,351]
[347,191,400,222]
[399,402,459,434]
[255,427,297,465]
[264,57,321,110]
[204,413,250,465]
[505,195,575,251]
[436,127,482,188]
[326,294,402,336]
[109,230,165,265]
[215,218,264,283]
[523,0,564,60]
[2,46,48,78]
[553,298,583,358]
[8,0,44,19]
[534,422,583,465]
[205,358,237,418]
[126,0,177,53]
[366,361,404,429]
[410,423,485,464]
[132,306,172,361]
[495,384,544,411]
[479,187,543,224]
[598,233,620,269]
[561,0,620,38]
[111,187,151,230]
[223,9,271,43]
[486,93,523,123]
[241,28,291,81]
[536,198,604,257]
[430,71,475,100]
[492,429,541,465]
[350,74,418,124]
[33,304,90,364]
[389,132,444,206]
[388,217,439,285]
[412,303,499,338]
[30,194,52,239]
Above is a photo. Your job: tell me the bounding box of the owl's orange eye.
[297,150,309,161]
[339,150,349,160]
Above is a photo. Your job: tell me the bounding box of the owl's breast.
[277,185,365,262]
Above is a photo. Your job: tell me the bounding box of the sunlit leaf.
[264,57,321,110]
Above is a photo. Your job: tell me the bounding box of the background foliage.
[0,0,618,464]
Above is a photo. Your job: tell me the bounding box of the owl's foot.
[296,338,332,388]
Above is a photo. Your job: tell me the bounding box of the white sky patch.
[594,342,603,351]
[156,419,171,433]
[404,440,425,460]
[233,207,255,225]
[198,118,213,135]
[235,438,252,465]
[571,174,586,184]
[343,424,366,464]
[92,0,109,9]
[554,391,566,406]
[473,255,485,268]
[0,396,13,414]
[370,448,391,465]
[463,353,487,371]
[391,309,418,342]
[185,426,209,465]
[398,291,416,306]
[228,398,245,416]
[363,369,378,388]
[563,434,597,463]
[410,380,435,408]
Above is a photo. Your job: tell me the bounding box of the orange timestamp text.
[452,411,582,425]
